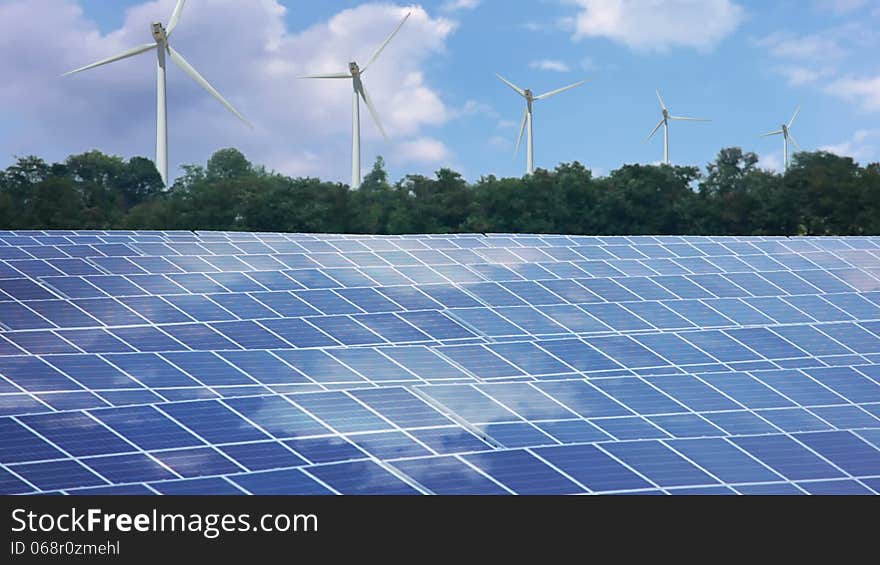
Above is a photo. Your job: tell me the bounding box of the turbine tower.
[762,108,801,171]
[300,12,411,189]
[496,74,587,175]
[63,0,251,186]
[646,90,709,165]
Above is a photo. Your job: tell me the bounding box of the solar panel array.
[1,230,880,495]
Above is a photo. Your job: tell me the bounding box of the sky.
[0,0,878,184]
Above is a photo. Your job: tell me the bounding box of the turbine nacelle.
[151,22,168,44]
[524,89,534,102]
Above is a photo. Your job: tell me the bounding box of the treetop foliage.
[2,147,878,235]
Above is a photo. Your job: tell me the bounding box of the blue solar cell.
[664,301,734,327]
[731,434,845,481]
[463,450,585,494]
[225,395,328,438]
[380,346,469,380]
[328,349,416,382]
[0,357,83,392]
[218,351,309,385]
[164,324,241,350]
[580,303,651,331]
[47,355,142,390]
[435,345,524,379]
[485,342,572,375]
[104,353,197,388]
[57,329,135,353]
[153,447,241,478]
[151,477,242,495]
[308,316,382,345]
[392,456,507,495]
[588,336,669,368]
[84,453,176,483]
[0,418,64,463]
[211,321,290,350]
[159,401,269,444]
[219,442,308,471]
[804,366,880,402]
[231,468,331,494]
[12,460,105,491]
[698,372,794,409]
[751,369,847,406]
[534,380,631,418]
[756,408,831,432]
[592,416,669,440]
[72,298,147,326]
[110,326,184,352]
[308,460,419,494]
[20,412,134,457]
[25,300,99,328]
[536,420,610,444]
[591,378,687,415]
[649,414,724,438]
[4,331,79,354]
[447,308,525,337]
[603,441,718,488]
[291,391,392,434]
[274,350,362,383]
[354,313,431,342]
[795,431,880,476]
[534,444,652,492]
[539,339,621,372]
[0,302,52,330]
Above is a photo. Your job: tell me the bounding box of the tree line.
[1,147,879,235]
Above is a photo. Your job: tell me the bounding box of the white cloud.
[0,0,458,183]
[826,76,880,112]
[569,0,745,52]
[755,30,848,62]
[821,130,880,162]
[441,0,480,11]
[759,152,784,172]
[529,60,571,73]
[775,65,835,86]
[393,137,452,164]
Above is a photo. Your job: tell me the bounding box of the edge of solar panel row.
[1,231,879,495]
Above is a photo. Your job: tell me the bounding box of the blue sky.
[1,0,878,182]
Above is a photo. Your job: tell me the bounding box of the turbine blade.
[362,11,411,72]
[656,90,667,111]
[62,43,157,76]
[166,0,187,36]
[514,107,528,156]
[496,73,525,97]
[167,46,252,128]
[788,106,801,129]
[787,132,802,151]
[670,116,710,122]
[298,72,352,79]
[358,83,387,141]
[535,79,589,101]
[761,130,784,137]
[645,119,664,142]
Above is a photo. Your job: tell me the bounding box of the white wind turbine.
[762,107,801,171]
[497,74,587,175]
[63,0,251,187]
[299,12,411,189]
[646,90,709,165]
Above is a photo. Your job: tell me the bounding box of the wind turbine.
[646,90,709,165]
[300,12,411,189]
[497,74,587,175]
[762,108,801,171]
[63,0,251,186]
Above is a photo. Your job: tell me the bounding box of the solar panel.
[1,231,880,495]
